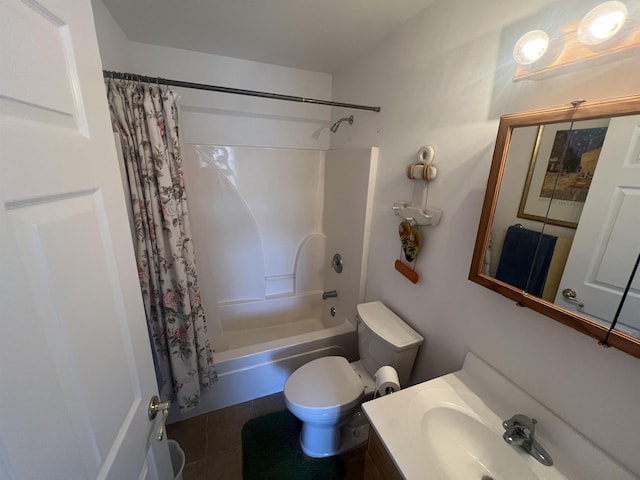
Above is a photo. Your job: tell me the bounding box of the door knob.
[562,288,584,308]
[148,395,170,441]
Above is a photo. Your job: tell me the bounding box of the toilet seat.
[284,356,364,416]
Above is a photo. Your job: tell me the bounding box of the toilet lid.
[285,356,364,415]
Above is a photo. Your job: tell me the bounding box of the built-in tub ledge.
[362,353,636,480]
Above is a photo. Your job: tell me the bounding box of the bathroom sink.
[362,353,638,480]
[362,353,636,480]
[400,384,566,480]
[420,406,540,480]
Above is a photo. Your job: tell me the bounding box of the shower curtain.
[106,79,217,412]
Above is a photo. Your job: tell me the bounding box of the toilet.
[284,301,424,458]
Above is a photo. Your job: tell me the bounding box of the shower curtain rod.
[103,70,381,112]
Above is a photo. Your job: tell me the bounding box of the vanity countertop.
[362,353,636,480]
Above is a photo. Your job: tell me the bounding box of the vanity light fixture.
[513,0,638,81]
[578,1,628,45]
[513,30,550,65]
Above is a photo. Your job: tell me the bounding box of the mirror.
[470,94,640,359]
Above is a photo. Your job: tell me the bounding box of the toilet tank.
[356,301,424,387]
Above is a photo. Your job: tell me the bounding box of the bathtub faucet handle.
[322,290,338,300]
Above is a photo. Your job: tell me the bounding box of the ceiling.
[102,0,435,73]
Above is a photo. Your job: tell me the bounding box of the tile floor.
[166,392,366,480]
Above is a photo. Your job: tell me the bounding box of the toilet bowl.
[284,301,423,458]
[284,356,368,457]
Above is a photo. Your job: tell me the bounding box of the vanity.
[361,352,636,480]
[363,427,403,480]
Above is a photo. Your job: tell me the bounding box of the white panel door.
[555,115,640,336]
[0,1,172,479]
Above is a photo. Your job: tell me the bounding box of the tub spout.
[322,290,338,300]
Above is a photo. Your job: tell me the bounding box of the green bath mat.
[241,409,346,480]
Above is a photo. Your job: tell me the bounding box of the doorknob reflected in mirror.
[148,395,170,441]
[562,288,584,308]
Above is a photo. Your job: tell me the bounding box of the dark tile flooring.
[166,392,366,480]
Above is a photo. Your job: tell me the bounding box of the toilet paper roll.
[416,145,435,165]
[406,162,437,182]
[406,162,425,180]
[375,366,400,396]
[424,164,437,182]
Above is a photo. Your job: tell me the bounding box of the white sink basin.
[401,384,565,480]
[421,406,540,479]
[362,353,635,480]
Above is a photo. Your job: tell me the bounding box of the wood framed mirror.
[469,94,640,359]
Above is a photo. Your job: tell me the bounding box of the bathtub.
[168,294,358,422]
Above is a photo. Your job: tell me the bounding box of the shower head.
[330,115,354,133]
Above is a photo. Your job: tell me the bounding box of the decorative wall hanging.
[393,145,442,283]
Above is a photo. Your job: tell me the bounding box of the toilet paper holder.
[374,366,401,398]
[392,145,442,227]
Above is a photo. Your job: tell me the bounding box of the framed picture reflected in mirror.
[517,119,609,228]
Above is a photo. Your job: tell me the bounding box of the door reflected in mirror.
[470,95,640,359]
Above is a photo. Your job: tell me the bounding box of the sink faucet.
[322,290,338,300]
[502,414,553,466]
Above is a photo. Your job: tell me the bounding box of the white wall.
[127,42,333,150]
[90,0,131,71]
[331,0,640,475]
[92,1,333,149]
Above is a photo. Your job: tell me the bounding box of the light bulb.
[578,1,628,45]
[513,30,550,65]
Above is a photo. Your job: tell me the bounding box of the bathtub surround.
[183,146,377,346]
[168,147,377,421]
[184,145,326,312]
[107,79,217,412]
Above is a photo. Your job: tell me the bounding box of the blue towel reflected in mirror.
[496,225,558,297]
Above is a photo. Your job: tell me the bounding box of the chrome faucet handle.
[503,414,537,447]
[502,414,553,466]
[503,414,537,433]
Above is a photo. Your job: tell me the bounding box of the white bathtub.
[168,294,358,422]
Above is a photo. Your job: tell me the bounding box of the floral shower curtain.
[106,79,217,412]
